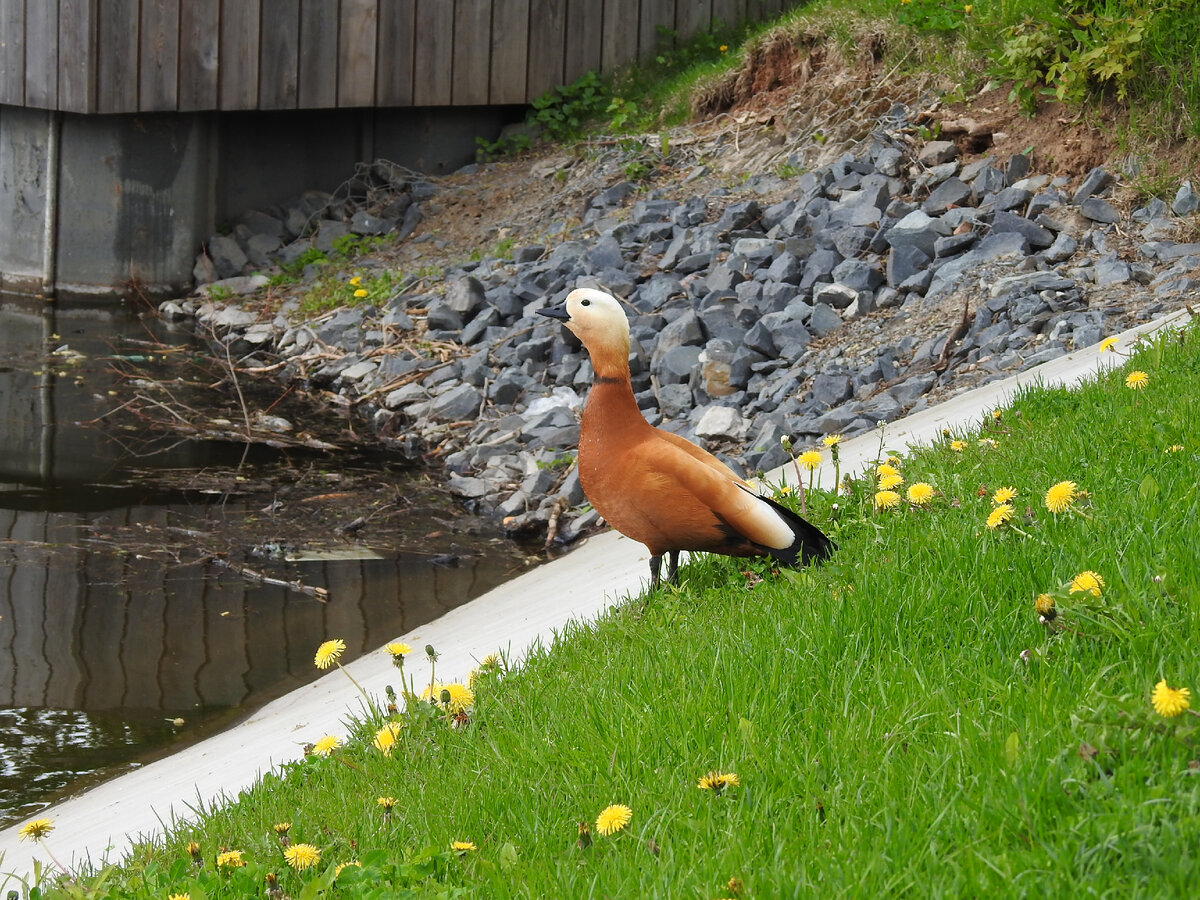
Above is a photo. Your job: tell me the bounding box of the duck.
[537,288,835,587]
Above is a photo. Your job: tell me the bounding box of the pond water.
[0,296,533,827]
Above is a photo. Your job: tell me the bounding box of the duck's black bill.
[537,303,570,321]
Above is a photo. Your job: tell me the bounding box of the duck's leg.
[648,554,663,589]
[666,550,681,584]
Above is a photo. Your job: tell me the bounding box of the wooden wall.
[0,0,796,114]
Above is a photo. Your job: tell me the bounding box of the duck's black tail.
[759,493,837,566]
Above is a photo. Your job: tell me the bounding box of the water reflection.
[0,296,528,825]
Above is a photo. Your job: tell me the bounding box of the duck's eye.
[580,298,591,306]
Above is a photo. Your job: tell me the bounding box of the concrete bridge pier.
[0,105,513,301]
[1,107,215,299]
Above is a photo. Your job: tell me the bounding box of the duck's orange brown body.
[538,288,834,585]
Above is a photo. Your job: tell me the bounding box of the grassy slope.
[54,327,1200,899]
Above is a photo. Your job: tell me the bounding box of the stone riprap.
[164,108,1199,545]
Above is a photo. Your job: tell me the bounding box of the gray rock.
[206,234,248,279]
[694,406,747,441]
[922,177,972,215]
[350,210,396,236]
[1041,231,1077,264]
[917,140,959,166]
[990,210,1054,248]
[813,282,858,310]
[1172,180,1199,216]
[885,209,952,257]
[1079,197,1121,224]
[831,258,883,292]
[425,299,464,332]
[889,372,937,407]
[396,203,424,240]
[809,373,853,408]
[766,251,804,284]
[808,302,842,337]
[934,232,977,258]
[1072,166,1115,204]
[314,219,351,252]
[887,245,931,286]
[1094,253,1131,286]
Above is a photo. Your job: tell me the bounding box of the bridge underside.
[0,105,516,300]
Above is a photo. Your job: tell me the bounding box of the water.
[0,296,533,827]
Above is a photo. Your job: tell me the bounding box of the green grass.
[14,321,1200,897]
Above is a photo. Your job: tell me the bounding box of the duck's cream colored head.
[537,288,631,375]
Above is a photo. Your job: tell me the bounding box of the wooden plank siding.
[259,0,301,110]
[0,0,801,114]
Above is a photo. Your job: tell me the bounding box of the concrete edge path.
[1,307,1189,885]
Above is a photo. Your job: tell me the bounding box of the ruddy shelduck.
[538,288,835,587]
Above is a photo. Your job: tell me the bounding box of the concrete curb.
[0,307,1188,886]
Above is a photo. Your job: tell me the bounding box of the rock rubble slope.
[164,102,1199,545]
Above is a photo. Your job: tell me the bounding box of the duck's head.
[537,289,630,365]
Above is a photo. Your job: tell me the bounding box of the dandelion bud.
[425,644,438,661]
[576,821,592,850]
[440,688,452,706]
[780,435,793,452]
[187,840,203,864]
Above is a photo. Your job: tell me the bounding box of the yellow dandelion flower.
[335,861,362,876]
[719,44,728,52]
[377,796,397,809]
[1151,679,1192,718]
[1098,336,1118,352]
[907,482,934,505]
[451,840,477,853]
[284,843,321,871]
[1125,370,1149,390]
[1069,570,1104,597]
[992,486,1016,505]
[273,822,292,835]
[353,288,369,298]
[314,638,346,669]
[876,462,899,477]
[776,484,793,496]
[18,818,54,841]
[1035,593,1056,618]
[374,721,404,755]
[986,504,1014,530]
[1166,444,1184,453]
[822,434,842,447]
[878,472,904,491]
[216,850,246,868]
[385,642,411,658]
[991,408,1002,421]
[348,276,362,286]
[422,682,475,712]
[874,489,901,510]
[168,894,190,900]
[963,4,972,12]
[697,771,741,793]
[595,804,632,836]
[949,440,966,452]
[799,450,822,471]
[187,840,203,862]
[1044,480,1078,513]
[312,734,342,757]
